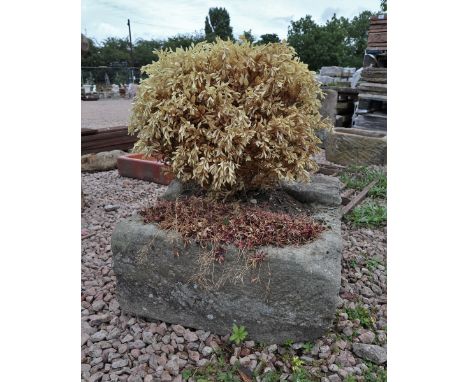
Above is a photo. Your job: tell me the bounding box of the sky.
[81,0,382,43]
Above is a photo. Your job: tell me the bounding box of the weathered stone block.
[325,128,386,166]
[81,150,126,172]
[281,174,342,206]
[316,75,336,85]
[317,89,337,145]
[112,178,343,344]
[320,66,344,77]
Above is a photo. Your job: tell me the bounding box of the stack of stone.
[316,66,356,86]
[353,67,387,131]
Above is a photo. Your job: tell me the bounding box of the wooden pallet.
[81,126,137,155]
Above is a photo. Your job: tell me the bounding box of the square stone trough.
[111,175,343,344]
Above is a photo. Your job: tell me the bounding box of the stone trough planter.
[117,153,174,185]
[111,175,343,344]
[325,127,387,166]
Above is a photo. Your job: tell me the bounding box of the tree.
[343,11,373,68]
[287,12,374,70]
[81,38,102,67]
[163,32,205,51]
[381,0,387,12]
[287,15,347,71]
[204,7,234,42]
[133,39,163,67]
[240,29,255,44]
[256,33,281,45]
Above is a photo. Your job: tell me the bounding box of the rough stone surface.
[320,67,345,77]
[82,165,386,381]
[82,150,126,172]
[352,343,387,365]
[111,202,342,344]
[325,128,387,166]
[317,89,337,146]
[160,179,184,201]
[281,174,342,206]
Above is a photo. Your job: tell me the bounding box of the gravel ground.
[81,170,387,382]
[81,99,134,130]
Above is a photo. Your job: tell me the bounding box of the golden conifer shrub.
[129,39,330,194]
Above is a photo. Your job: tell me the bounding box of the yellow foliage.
[129,39,330,194]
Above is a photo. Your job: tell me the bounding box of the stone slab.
[112,201,343,344]
[81,150,126,172]
[325,128,387,166]
[317,89,337,145]
[281,174,342,206]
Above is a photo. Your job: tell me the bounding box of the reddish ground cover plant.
[141,196,326,288]
[141,197,325,251]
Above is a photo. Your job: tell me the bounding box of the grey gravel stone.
[91,330,108,342]
[89,372,105,382]
[104,205,120,212]
[188,349,200,362]
[82,332,90,346]
[160,371,172,381]
[111,358,129,369]
[183,331,198,343]
[201,346,213,356]
[142,331,153,344]
[121,334,133,343]
[89,314,111,326]
[92,299,106,311]
[171,325,185,337]
[358,331,375,344]
[165,358,179,375]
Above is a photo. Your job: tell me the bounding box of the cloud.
[321,7,341,23]
[82,0,382,42]
[95,22,125,38]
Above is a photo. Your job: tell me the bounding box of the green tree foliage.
[81,38,102,66]
[344,11,373,67]
[163,32,205,51]
[256,33,281,45]
[82,33,205,69]
[381,0,387,12]
[287,15,347,71]
[133,39,163,67]
[96,37,130,65]
[81,37,130,67]
[204,7,234,42]
[287,11,373,70]
[240,29,255,44]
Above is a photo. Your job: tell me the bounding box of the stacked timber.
[353,67,387,131]
[367,15,387,51]
[81,126,137,155]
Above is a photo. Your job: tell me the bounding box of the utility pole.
[127,19,135,83]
